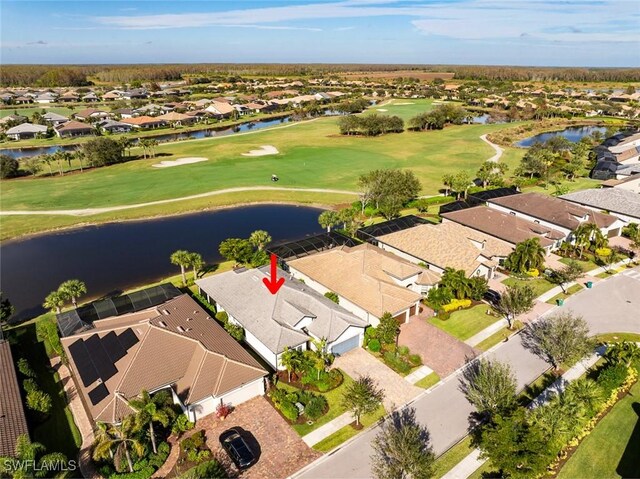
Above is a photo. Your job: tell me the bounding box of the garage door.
[331,335,360,356]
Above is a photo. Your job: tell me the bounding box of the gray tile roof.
[6,123,48,135]
[196,267,367,355]
[561,188,640,220]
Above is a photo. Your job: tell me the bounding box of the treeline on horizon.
[1,63,639,87]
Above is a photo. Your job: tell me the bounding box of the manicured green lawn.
[559,256,599,272]
[415,372,440,389]
[545,283,584,305]
[474,320,523,352]
[277,370,354,437]
[5,320,82,460]
[595,332,640,343]
[428,305,500,341]
[557,373,640,479]
[367,99,437,120]
[502,277,556,297]
[0,106,78,118]
[312,406,385,453]
[432,436,475,479]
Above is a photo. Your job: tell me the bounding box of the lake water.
[0,204,323,321]
[0,115,294,159]
[517,126,608,147]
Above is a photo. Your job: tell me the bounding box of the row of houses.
[591,131,640,180]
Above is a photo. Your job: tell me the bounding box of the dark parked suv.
[483,289,502,307]
[219,428,256,470]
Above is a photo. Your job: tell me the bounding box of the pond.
[0,114,295,159]
[517,126,608,147]
[0,204,324,321]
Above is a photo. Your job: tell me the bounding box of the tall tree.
[440,268,472,300]
[522,312,594,371]
[170,250,192,285]
[128,390,174,454]
[0,292,15,328]
[218,238,254,265]
[450,171,472,200]
[93,417,145,474]
[549,260,584,293]
[376,312,399,345]
[371,407,435,479]
[496,284,536,329]
[572,223,606,259]
[477,161,508,188]
[460,358,518,420]
[188,252,204,280]
[318,210,340,232]
[341,375,385,426]
[58,279,87,308]
[249,230,272,251]
[504,238,545,274]
[43,290,68,314]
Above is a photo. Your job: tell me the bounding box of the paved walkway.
[465,318,508,347]
[51,357,102,479]
[480,134,503,163]
[405,365,434,384]
[442,348,605,479]
[302,413,353,447]
[333,348,421,411]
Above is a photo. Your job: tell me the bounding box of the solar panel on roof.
[68,339,100,387]
[117,328,139,351]
[88,383,109,405]
[84,334,118,381]
[101,331,127,363]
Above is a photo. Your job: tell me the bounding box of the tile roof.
[442,206,565,248]
[6,123,47,135]
[55,120,94,132]
[121,116,166,126]
[488,192,617,230]
[378,222,513,276]
[196,267,367,354]
[288,244,426,317]
[61,294,265,424]
[560,188,640,220]
[0,340,29,457]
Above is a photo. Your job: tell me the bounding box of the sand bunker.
[152,157,208,168]
[394,102,415,105]
[376,108,388,112]
[242,145,279,157]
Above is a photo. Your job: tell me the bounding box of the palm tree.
[93,417,145,474]
[188,252,204,280]
[170,250,191,285]
[59,279,87,308]
[40,154,54,176]
[249,230,272,251]
[43,290,67,314]
[442,173,455,196]
[139,138,151,159]
[505,238,545,274]
[280,347,299,382]
[0,434,70,478]
[128,390,174,454]
[441,268,471,300]
[318,210,339,232]
[53,150,71,176]
[572,223,607,259]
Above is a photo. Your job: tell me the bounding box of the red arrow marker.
[263,253,285,294]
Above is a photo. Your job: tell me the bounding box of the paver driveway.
[399,315,479,377]
[333,348,421,411]
[189,396,319,479]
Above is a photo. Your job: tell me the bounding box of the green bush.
[597,363,628,394]
[364,326,378,347]
[269,387,288,407]
[383,351,412,374]
[328,368,344,389]
[316,381,331,392]
[26,388,52,414]
[408,354,422,367]
[280,400,299,422]
[398,345,410,356]
[368,338,381,352]
[224,322,244,341]
[324,291,340,304]
[180,430,206,453]
[305,396,328,420]
[23,378,38,393]
[435,309,451,321]
[215,311,228,324]
[108,466,155,479]
[17,358,36,378]
[285,392,299,403]
[148,442,170,469]
[171,415,195,436]
[177,460,228,479]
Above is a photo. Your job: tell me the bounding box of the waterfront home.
[288,243,434,325]
[205,101,235,118]
[55,120,95,138]
[74,108,110,121]
[35,92,58,103]
[196,266,368,369]
[5,122,48,140]
[0,340,29,457]
[0,114,27,126]
[42,111,70,126]
[98,119,134,134]
[60,294,266,424]
[561,188,640,225]
[58,91,80,102]
[156,111,197,126]
[121,116,167,129]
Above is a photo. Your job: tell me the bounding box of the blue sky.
[1,0,639,66]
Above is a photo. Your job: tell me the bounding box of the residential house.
[375,222,512,280]
[74,108,110,122]
[487,192,623,239]
[112,108,135,119]
[82,92,100,102]
[205,101,235,118]
[55,120,95,138]
[121,88,148,100]
[5,122,48,140]
[121,116,167,129]
[102,90,122,101]
[288,244,436,325]
[156,111,197,126]
[561,188,640,225]
[42,111,69,126]
[601,174,640,193]
[13,96,33,104]
[0,340,30,457]
[134,104,163,116]
[58,91,80,102]
[60,294,266,424]
[0,114,27,126]
[97,119,133,134]
[442,206,566,254]
[35,92,58,103]
[196,267,368,369]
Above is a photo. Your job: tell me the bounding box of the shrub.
[26,388,52,414]
[224,322,244,341]
[269,387,288,407]
[23,378,38,393]
[328,369,344,388]
[435,309,451,321]
[595,247,612,257]
[408,354,422,367]
[527,268,540,277]
[280,400,299,422]
[305,396,328,420]
[368,338,381,352]
[285,392,299,403]
[442,299,472,313]
[398,345,410,356]
[298,390,314,404]
[215,311,228,324]
[383,351,411,374]
[597,363,628,394]
[17,358,36,378]
[177,460,228,479]
[148,442,170,469]
[180,430,206,453]
[171,415,195,436]
[364,326,378,347]
[316,381,331,392]
[324,291,340,304]
[215,403,232,419]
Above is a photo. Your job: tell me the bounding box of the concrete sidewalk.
[302,412,352,447]
[441,348,605,479]
[405,365,434,384]
[465,318,507,347]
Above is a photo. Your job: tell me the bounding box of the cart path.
[0,187,359,217]
[480,133,503,163]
